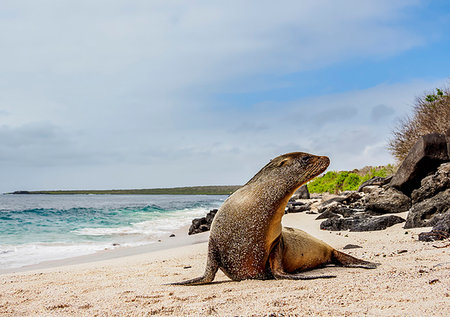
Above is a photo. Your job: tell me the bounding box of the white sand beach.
[1,212,449,316]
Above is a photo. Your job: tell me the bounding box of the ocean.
[0,194,226,270]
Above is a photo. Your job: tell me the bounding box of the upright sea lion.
[171,152,377,285]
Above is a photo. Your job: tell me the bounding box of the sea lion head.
[245,152,330,194]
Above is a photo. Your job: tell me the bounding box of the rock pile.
[188,131,449,239]
[285,131,450,237]
[285,185,312,213]
[392,131,450,241]
[188,209,218,235]
[313,189,407,232]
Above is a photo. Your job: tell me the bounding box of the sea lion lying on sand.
[171,152,377,285]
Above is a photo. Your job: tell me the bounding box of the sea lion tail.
[331,250,379,269]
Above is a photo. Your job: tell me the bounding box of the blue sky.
[0,0,449,192]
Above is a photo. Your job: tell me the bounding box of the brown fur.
[170,152,377,285]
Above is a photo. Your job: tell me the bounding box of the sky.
[1,0,449,193]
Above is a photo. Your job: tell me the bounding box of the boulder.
[320,215,405,231]
[188,209,218,235]
[404,188,450,228]
[342,192,363,204]
[411,162,450,204]
[358,176,392,192]
[447,127,450,158]
[359,185,380,194]
[315,209,340,220]
[320,196,347,207]
[286,202,310,213]
[390,133,449,196]
[205,209,218,223]
[317,204,358,218]
[418,210,450,241]
[320,217,355,231]
[351,215,405,232]
[365,187,411,214]
[319,192,364,208]
[295,184,310,199]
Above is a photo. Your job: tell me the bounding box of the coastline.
[1,212,448,316]
[0,224,208,275]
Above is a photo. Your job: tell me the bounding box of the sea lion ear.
[277,159,288,167]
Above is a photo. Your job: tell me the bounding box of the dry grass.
[389,83,450,161]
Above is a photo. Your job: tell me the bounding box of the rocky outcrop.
[390,133,449,196]
[294,184,310,199]
[385,133,450,239]
[286,185,312,213]
[418,211,450,241]
[400,159,450,239]
[318,157,450,236]
[286,201,311,213]
[447,127,450,158]
[314,189,407,232]
[315,208,340,220]
[317,204,358,218]
[320,215,405,232]
[188,132,449,238]
[365,187,411,214]
[404,189,450,228]
[358,176,392,192]
[352,215,405,231]
[188,209,218,235]
[411,162,450,204]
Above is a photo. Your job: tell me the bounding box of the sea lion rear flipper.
[268,243,336,280]
[331,250,379,269]
[167,242,220,285]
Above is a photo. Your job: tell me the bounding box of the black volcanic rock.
[404,189,450,229]
[358,176,392,192]
[418,210,450,241]
[295,184,310,199]
[411,162,450,204]
[390,133,449,196]
[351,215,405,231]
[317,204,358,218]
[365,187,411,214]
[315,209,340,220]
[320,215,405,232]
[188,209,218,235]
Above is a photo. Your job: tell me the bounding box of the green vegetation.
[389,84,450,161]
[308,165,396,194]
[10,185,241,196]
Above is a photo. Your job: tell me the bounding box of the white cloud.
[0,1,446,192]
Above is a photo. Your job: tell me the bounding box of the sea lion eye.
[301,156,311,163]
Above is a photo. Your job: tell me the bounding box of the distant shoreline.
[7,185,241,196]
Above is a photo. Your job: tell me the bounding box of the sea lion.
[171,152,377,285]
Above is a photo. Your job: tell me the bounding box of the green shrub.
[308,165,396,194]
[342,173,361,191]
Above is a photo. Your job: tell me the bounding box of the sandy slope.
[1,212,449,316]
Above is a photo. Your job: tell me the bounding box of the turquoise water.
[0,194,226,269]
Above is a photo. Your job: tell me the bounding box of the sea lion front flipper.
[331,250,379,269]
[168,242,220,285]
[268,242,336,280]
